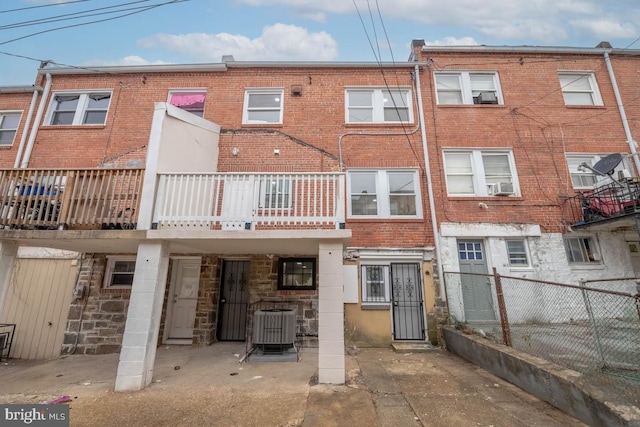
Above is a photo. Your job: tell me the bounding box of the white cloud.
[138,23,338,61]
[234,0,639,43]
[81,56,171,67]
[424,37,479,46]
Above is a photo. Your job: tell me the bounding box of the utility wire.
[0,0,188,47]
[0,0,92,14]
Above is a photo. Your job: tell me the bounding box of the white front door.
[167,259,200,341]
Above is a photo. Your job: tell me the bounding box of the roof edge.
[0,85,43,93]
[420,45,639,55]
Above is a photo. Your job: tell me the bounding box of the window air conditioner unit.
[477,91,498,104]
[487,182,515,196]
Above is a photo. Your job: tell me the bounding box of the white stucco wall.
[440,222,637,323]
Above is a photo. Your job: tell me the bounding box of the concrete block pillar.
[115,241,169,391]
[0,241,18,318]
[318,241,345,384]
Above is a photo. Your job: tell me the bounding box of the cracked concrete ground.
[0,343,585,426]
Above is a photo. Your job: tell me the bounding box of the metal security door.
[458,240,496,321]
[391,263,425,340]
[218,260,250,341]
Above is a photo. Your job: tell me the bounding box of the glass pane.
[351,194,377,215]
[247,110,280,123]
[83,111,107,125]
[51,111,74,125]
[560,75,592,91]
[348,91,373,107]
[389,173,414,193]
[437,91,463,105]
[382,90,407,107]
[390,195,416,215]
[349,108,373,122]
[482,154,510,175]
[445,153,472,174]
[384,107,408,122]
[0,113,20,129]
[111,274,134,286]
[114,261,136,272]
[436,75,461,90]
[563,92,594,105]
[507,240,525,253]
[0,130,16,144]
[248,93,281,108]
[470,74,496,91]
[351,173,377,194]
[447,176,474,194]
[87,94,110,109]
[54,95,79,111]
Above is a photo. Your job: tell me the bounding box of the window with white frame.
[104,257,136,288]
[0,112,21,146]
[168,90,206,117]
[259,176,291,209]
[565,153,632,189]
[506,239,529,267]
[345,88,412,123]
[558,72,602,106]
[361,265,390,303]
[47,92,111,125]
[348,170,421,218]
[564,236,600,263]
[435,72,502,105]
[443,150,518,196]
[242,89,284,124]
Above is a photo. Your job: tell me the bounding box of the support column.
[0,241,18,318]
[318,241,345,384]
[115,241,169,391]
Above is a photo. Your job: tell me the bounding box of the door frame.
[163,256,201,345]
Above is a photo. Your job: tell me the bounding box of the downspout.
[20,73,52,168]
[414,63,445,301]
[603,52,640,173]
[13,88,41,168]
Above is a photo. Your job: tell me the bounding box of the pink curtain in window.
[170,93,205,107]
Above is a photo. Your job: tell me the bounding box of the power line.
[0,0,92,14]
[0,0,154,31]
[0,0,188,47]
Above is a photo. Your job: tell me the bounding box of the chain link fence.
[444,271,640,406]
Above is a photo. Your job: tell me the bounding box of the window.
[0,112,21,146]
[506,239,529,267]
[558,73,602,106]
[345,88,412,123]
[47,92,111,125]
[243,89,284,124]
[348,170,421,218]
[565,153,631,189]
[168,90,206,117]
[435,72,502,105]
[259,177,291,209]
[278,258,316,290]
[361,265,390,302]
[104,257,136,288]
[443,150,518,196]
[564,237,600,263]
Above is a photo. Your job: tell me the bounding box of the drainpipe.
[603,52,640,174]
[413,64,445,300]
[13,88,41,168]
[20,73,52,169]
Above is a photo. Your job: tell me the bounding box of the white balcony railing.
[153,173,345,230]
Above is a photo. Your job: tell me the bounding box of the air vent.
[252,309,296,345]
[487,182,515,196]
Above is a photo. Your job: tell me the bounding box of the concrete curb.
[442,326,640,427]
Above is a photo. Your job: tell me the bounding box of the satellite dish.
[592,153,622,176]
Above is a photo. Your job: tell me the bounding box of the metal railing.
[444,270,640,406]
[566,178,640,226]
[0,168,143,230]
[154,172,345,230]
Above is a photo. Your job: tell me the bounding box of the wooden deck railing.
[154,172,345,230]
[0,169,143,230]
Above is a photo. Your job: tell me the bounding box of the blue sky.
[1,0,640,86]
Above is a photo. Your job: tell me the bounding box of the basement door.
[217,260,250,341]
[391,263,425,340]
[458,240,496,322]
[166,259,201,343]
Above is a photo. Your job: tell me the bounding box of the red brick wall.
[0,91,38,168]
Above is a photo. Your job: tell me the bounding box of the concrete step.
[391,341,438,353]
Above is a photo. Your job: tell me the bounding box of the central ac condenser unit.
[252,309,296,345]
